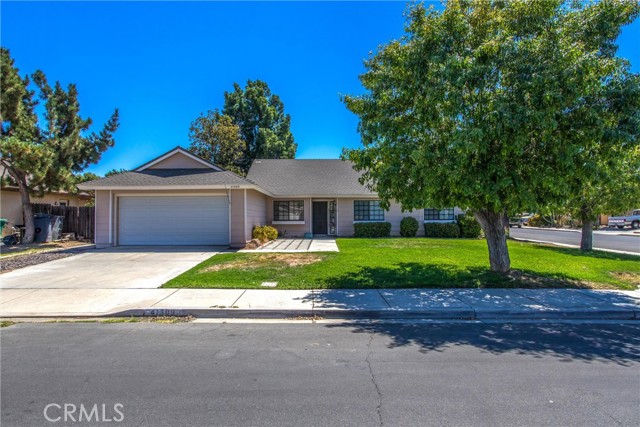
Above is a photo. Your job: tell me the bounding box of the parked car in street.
[508,217,523,228]
[608,209,640,229]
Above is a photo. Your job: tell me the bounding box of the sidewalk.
[1,288,639,320]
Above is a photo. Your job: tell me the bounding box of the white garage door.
[118,196,229,245]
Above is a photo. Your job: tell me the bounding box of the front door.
[312,202,328,235]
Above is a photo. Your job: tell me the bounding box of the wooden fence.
[30,203,95,241]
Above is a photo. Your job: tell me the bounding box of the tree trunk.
[2,164,35,244]
[474,209,511,273]
[16,177,35,244]
[579,203,594,252]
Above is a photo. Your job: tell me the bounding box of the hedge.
[424,222,461,238]
[400,217,419,237]
[354,222,392,238]
[457,212,482,238]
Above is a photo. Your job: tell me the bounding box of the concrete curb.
[5,307,635,321]
[522,226,640,237]
[509,237,639,256]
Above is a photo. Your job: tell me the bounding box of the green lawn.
[163,238,640,290]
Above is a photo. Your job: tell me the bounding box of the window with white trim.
[274,200,304,221]
[354,200,384,221]
[424,208,455,221]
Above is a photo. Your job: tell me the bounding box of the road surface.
[510,227,639,254]
[2,321,639,427]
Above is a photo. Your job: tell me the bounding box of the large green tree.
[343,0,639,272]
[563,69,640,251]
[0,48,119,243]
[188,109,244,175]
[223,80,296,173]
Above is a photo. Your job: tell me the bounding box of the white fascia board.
[77,184,273,195]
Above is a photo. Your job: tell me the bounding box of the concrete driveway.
[0,246,222,289]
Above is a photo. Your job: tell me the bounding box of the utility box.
[33,214,64,243]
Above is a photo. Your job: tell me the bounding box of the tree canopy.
[188,110,244,175]
[188,79,296,175]
[223,80,296,173]
[343,0,639,271]
[0,47,119,242]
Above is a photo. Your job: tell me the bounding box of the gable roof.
[135,147,223,171]
[77,168,256,190]
[246,159,375,197]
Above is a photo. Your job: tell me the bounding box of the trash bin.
[33,214,64,243]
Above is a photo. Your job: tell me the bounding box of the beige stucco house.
[78,147,461,248]
[0,187,90,225]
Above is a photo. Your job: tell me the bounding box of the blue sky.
[2,1,638,176]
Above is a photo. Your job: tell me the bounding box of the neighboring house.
[78,146,462,248]
[0,186,91,226]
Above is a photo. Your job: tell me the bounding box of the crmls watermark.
[43,403,124,423]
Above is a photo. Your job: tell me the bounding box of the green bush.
[354,222,392,238]
[252,225,278,243]
[400,217,419,237]
[457,212,482,238]
[424,222,460,238]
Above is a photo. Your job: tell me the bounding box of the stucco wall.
[337,198,422,237]
[0,189,89,225]
[267,197,311,238]
[245,190,268,240]
[230,189,245,247]
[94,190,111,247]
[384,202,424,236]
[147,153,208,169]
[337,199,465,236]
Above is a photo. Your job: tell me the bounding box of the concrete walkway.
[1,288,638,320]
[241,238,339,253]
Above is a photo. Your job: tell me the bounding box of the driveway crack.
[366,333,383,427]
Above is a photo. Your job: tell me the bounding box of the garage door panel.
[119,196,229,245]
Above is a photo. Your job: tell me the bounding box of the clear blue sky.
[2,1,638,176]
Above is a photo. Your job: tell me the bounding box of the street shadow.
[324,321,640,365]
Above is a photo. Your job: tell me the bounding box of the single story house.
[78,147,461,248]
[1,165,91,226]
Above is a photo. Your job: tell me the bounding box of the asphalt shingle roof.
[79,169,253,188]
[246,159,374,196]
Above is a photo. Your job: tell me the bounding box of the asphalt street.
[2,321,639,427]
[510,227,640,253]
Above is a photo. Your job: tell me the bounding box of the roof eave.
[77,184,274,195]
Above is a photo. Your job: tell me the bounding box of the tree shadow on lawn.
[324,321,640,366]
[523,242,639,261]
[319,262,602,289]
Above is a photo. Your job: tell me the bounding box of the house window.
[354,200,384,221]
[274,200,304,221]
[424,208,455,221]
